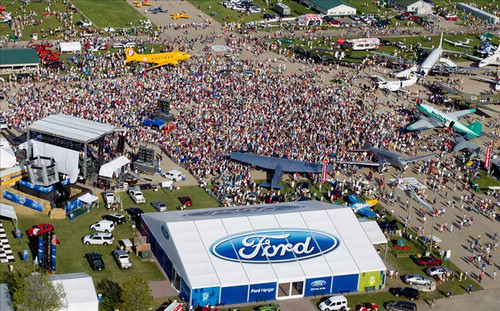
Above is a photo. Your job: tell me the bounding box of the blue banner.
[2,190,43,212]
[191,286,220,307]
[65,199,83,214]
[248,282,276,302]
[51,243,56,271]
[304,276,332,297]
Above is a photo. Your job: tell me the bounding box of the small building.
[458,3,499,24]
[50,273,98,311]
[0,48,39,70]
[391,0,434,15]
[302,0,356,16]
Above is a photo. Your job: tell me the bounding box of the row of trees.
[1,267,154,311]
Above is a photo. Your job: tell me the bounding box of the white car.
[163,170,183,181]
[112,42,125,49]
[425,266,452,277]
[82,233,114,245]
[113,250,132,269]
[319,295,349,311]
[403,274,432,286]
[395,41,407,50]
[129,189,146,204]
[90,220,115,233]
[124,42,136,48]
[0,118,7,130]
[248,6,261,13]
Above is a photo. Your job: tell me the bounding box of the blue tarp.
[142,119,165,127]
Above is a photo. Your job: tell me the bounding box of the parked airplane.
[472,75,500,91]
[372,74,417,92]
[124,48,191,69]
[336,144,434,171]
[171,12,190,20]
[453,134,481,158]
[230,152,332,189]
[347,195,378,218]
[434,81,500,106]
[466,45,500,67]
[148,6,168,14]
[406,102,482,139]
[443,38,472,48]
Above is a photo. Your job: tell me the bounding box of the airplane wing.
[336,161,380,167]
[472,77,495,83]
[464,54,483,61]
[448,109,475,120]
[356,207,378,218]
[370,52,416,65]
[147,60,179,70]
[434,81,459,94]
[230,152,333,173]
[406,154,435,163]
[406,117,437,131]
[410,187,434,213]
[348,194,361,204]
[453,135,481,158]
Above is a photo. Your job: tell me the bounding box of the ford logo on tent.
[311,280,327,287]
[210,229,339,264]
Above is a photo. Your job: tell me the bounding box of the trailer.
[275,3,291,16]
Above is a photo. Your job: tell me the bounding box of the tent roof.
[50,273,98,311]
[358,219,388,245]
[78,193,99,204]
[0,146,16,169]
[98,156,130,178]
[29,114,115,144]
[59,42,81,52]
[0,48,39,66]
[143,201,386,289]
[0,203,17,221]
[0,284,14,311]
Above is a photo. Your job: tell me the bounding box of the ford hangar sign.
[210,229,340,263]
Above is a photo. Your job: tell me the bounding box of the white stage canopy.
[98,156,130,178]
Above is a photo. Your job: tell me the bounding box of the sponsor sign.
[485,142,492,169]
[304,276,332,297]
[211,229,340,264]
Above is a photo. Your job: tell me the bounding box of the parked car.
[255,304,280,311]
[163,169,183,181]
[395,41,407,50]
[395,14,405,20]
[425,266,452,277]
[112,42,125,49]
[102,213,126,225]
[402,12,414,17]
[0,117,8,129]
[445,14,458,21]
[377,220,398,231]
[403,274,432,286]
[390,287,420,301]
[113,249,132,269]
[386,301,417,311]
[151,201,167,212]
[408,16,420,21]
[350,14,360,21]
[125,207,144,220]
[297,196,312,201]
[246,192,258,202]
[102,191,116,207]
[263,13,276,20]
[85,252,105,271]
[382,40,392,46]
[415,256,442,266]
[319,295,348,311]
[297,181,310,194]
[82,233,114,245]
[129,188,146,204]
[90,220,115,233]
[356,303,378,311]
[27,224,54,237]
[179,196,193,206]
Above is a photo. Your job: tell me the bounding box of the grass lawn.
[473,170,500,190]
[0,2,85,40]
[0,185,219,286]
[189,0,313,24]
[72,0,145,27]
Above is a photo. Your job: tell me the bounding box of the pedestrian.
[430,298,436,309]
[493,270,497,280]
[464,270,468,280]
[459,271,463,281]
[468,284,473,294]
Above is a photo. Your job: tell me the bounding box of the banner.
[485,142,492,169]
[2,189,43,212]
[321,158,328,183]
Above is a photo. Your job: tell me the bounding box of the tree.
[118,276,154,311]
[12,272,67,311]
[96,278,122,311]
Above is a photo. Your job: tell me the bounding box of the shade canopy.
[78,193,99,204]
[98,156,130,178]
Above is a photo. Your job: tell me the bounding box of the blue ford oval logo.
[311,280,327,287]
[210,229,339,264]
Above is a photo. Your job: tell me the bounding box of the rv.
[275,3,291,16]
[346,38,381,51]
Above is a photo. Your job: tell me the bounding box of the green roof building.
[302,0,356,16]
[0,48,39,69]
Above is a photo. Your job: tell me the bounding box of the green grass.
[0,186,219,285]
[189,0,313,24]
[72,0,145,27]
[473,170,500,190]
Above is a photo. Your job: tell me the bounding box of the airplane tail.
[125,48,140,63]
[465,121,482,139]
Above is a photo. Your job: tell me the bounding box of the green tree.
[96,278,122,311]
[12,272,67,311]
[118,276,154,311]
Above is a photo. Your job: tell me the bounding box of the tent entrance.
[277,281,304,299]
[172,268,181,291]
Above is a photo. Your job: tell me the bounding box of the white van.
[319,295,349,311]
[163,170,183,181]
[90,220,115,233]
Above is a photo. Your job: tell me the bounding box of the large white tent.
[50,273,98,311]
[98,155,130,178]
[59,42,81,53]
[0,138,16,169]
[142,201,387,306]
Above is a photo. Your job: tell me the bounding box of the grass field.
[473,170,500,190]
[0,185,219,286]
[72,0,145,27]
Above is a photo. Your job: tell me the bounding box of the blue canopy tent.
[142,119,166,128]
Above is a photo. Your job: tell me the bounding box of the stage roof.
[28,114,115,144]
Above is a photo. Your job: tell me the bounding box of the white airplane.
[467,45,500,67]
[444,38,472,48]
[372,74,418,91]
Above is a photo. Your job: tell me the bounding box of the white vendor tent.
[359,219,388,245]
[98,156,130,178]
[59,42,81,53]
[50,273,98,311]
[0,203,18,230]
[78,193,99,204]
[0,138,16,169]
